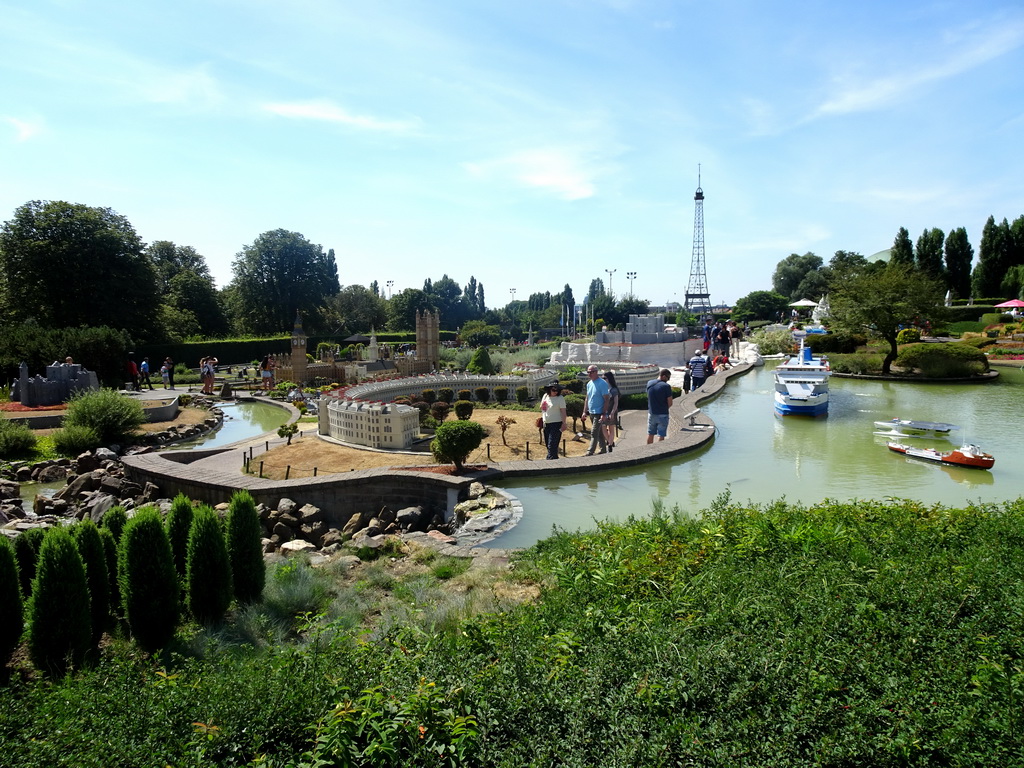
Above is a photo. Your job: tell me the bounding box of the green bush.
[563,394,585,431]
[0,419,37,458]
[101,505,128,543]
[430,420,485,472]
[981,313,1012,326]
[493,386,509,403]
[942,321,987,337]
[457,389,472,402]
[895,342,989,377]
[618,393,648,410]
[473,386,490,403]
[164,493,194,580]
[561,379,584,394]
[71,520,109,644]
[453,400,474,420]
[895,327,921,344]
[750,327,796,356]
[430,401,451,421]
[28,527,92,677]
[51,424,101,455]
[186,506,233,626]
[13,527,44,597]
[226,490,265,605]
[515,386,530,404]
[437,388,455,404]
[827,353,884,374]
[466,347,495,375]
[98,527,120,620]
[805,332,864,354]
[419,389,436,404]
[63,388,146,446]
[0,536,23,669]
[118,507,179,652]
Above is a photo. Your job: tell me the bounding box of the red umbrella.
[994,299,1024,308]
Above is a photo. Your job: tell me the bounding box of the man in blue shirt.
[583,364,611,455]
[646,368,674,444]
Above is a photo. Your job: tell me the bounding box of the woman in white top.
[540,383,568,460]
[602,371,620,452]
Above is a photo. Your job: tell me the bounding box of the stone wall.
[549,341,695,367]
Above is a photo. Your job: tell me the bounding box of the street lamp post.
[626,271,637,298]
[386,280,394,299]
[605,268,617,298]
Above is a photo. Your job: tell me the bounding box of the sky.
[2,0,1023,311]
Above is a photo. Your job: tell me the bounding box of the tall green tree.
[914,228,945,279]
[943,228,974,299]
[327,285,388,333]
[890,227,914,266]
[828,263,944,375]
[226,491,265,605]
[228,229,340,334]
[387,288,436,331]
[972,216,1011,298]
[165,270,230,338]
[772,253,823,301]
[0,200,158,338]
[0,536,23,671]
[186,506,232,626]
[28,528,92,677]
[118,508,178,653]
[146,241,213,291]
[731,290,790,321]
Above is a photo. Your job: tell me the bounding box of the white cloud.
[141,67,223,107]
[813,17,1024,118]
[463,147,605,200]
[3,116,43,142]
[262,99,419,133]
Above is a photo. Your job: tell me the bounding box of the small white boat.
[774,341,829,417]
[873,418,959,435]
[887,442,995,470]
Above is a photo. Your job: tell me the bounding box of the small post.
[526,442,530,460]
[562,439,566,457]
[258,461,264,478]
[487,444,491,461]
[313,467,318,477]
[285,466,290,480]
[265,441,269,452]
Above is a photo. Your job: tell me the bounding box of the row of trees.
[771,215,1024,304]
[0,200,654,352]
[1,491,264,678]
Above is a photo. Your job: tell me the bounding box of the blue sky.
[2,0,1023,310]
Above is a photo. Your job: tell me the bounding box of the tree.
[146,241,213,292]
[71,520,109,645]
[164,494,194,581]
[915,228,945,278]
[890,227,914,266]
[587,278,605,302]
[119,508,179,653]
[0,200,159,338]
[186,506,232,626]
[227,229,340,334]
[28,528,92,677]
[772,253,823,301]
[424,274,466,330]
[328,284,388,333]
[165,270,230,338]
[944,228,974,299]
[0,536,23,672]
[564,394,585,432]
[226,490,265,605]
[466,347,495,374]
[828,263,944,375]
[387,288,435,331]
[972,216,1011,298]
[613,296,650,325]
[460,320,502,347]
[731,290,790,321]
[430,420,485,472]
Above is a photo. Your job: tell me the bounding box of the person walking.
[540,383,568,459]
[602,371,621,452]
[582,365,610,456]
[688,348,709,391]
[126,357,139,391]
[646,368,674,444]
[163,357,176,389]
[139,357,154,390]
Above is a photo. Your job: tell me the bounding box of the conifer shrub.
[118,507,178,652]
[51,424,101,455]
[0,536,23,670]
[473,386,491,403]
[0,419,37,459]
[226,490,265,605]
[98,527,120,620]
[71,520,109,644]
[28,527,92,677]
[63,388,146,446]
[457,389,473,402]
[430,420,485,472]
[164,493,194,580]
[515,385,530,404]
[13,527,44,597]
[101,505,128,543]
[493,386,509,403]
[438,388,455,403]
[453,400,474,420]
[466,346,495,374]
[186,506,233,625]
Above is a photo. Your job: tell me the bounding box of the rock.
[468,481,485,499]
[348,531,385,550]
[300,522,327,547]
[94,447,118,463]
[0,480,18,500]
[454,499,484,516]
[277,498,298,516]
[261,537,275,553]
[141,482,161,502]
[272,521,294,541]
[85,493,118,524]
[37,465,69,483]
[332,554,361,570]
[298,504,324,524]
[257,504,271,521]
[33,496,53,516]
[320,529,345,549]
[365,517,383,537]
[99,476,124,496]
[341,510,370,536]
[15,466,32,482]
[276,513,300,528]
[279,539,316,555]
[377,506,397,525]
[54,471,97,502]
[76,452,101,474]
[395,506,423,529]
[426,529,457,545]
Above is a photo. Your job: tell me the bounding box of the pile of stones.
[136,400,223,447]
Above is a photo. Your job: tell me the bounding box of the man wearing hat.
[540,382,568,460]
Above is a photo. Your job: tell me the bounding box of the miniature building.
[320,398,419,449]
[13,361,99,407]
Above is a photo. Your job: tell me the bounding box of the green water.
[493,364,1024,548]
[170,400,290,449]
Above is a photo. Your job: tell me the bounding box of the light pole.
[386,280,394,299]
[626,271,637,298]
[509,287,517,304]
[605,268,617,298]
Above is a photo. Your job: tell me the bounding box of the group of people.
[538,364,676,459]
[199,356,219,395]
[701,319,745,358]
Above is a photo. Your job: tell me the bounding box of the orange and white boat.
[887,442,995,470]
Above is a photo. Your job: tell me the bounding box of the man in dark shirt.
[646,368,674,444]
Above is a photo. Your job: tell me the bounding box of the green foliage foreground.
[3,497,1024,765]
